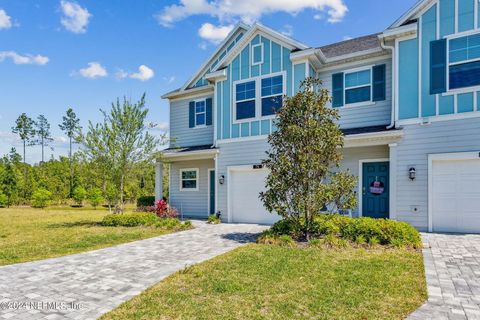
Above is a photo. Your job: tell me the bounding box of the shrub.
[0,191,7,208]
[72,186,87,206]
[182,220,193,229]
[32,188,52,208]
[207,214,221,224]
[155,200,178,218]
[102,212,159,227]
[137,196,156,207]
[88,188,104,209]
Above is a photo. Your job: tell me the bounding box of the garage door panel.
[432,158,480,234]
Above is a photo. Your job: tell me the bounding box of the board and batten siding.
[170,159,214,218]
[319,57,393,129]
[169,95,214,148]
[394,117,480,231]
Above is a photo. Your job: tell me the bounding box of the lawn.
[0,206,188,266]
[102,244,427,320]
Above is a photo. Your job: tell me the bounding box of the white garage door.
[230,168,281,225]
[432,158,480,233]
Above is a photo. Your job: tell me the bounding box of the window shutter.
[189,101,195,128]
[206,98,213,126]
[430,39,447,94]
[372,64,386,101]
[332,72,344,108]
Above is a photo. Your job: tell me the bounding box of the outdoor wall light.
[219,175,225,185]
[409,167,416,181]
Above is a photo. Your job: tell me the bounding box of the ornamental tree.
[260,78,357,239]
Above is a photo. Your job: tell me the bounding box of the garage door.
[432,158,480,233]
[230,168,281,224]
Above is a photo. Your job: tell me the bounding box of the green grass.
[102,245,427,320]
[0,206,189,266]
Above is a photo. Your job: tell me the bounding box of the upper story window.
[195,100,206,126]
[252,43,264,65]
[180,168,199,191]
[449,33,480,90]
[234,73,285,122]
[344,69,372,105]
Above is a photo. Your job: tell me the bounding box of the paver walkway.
[409,233,480,320]
[0,221,268,320]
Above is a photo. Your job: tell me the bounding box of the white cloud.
[162,76,176,84]
[342,35,353,41]
[129,65,155,81]
[115,69,128,80]
[0,9,12,30]
[60,0,91,34]
[77,62,107,79]
[0,51,49,65]
[313,13,322,20]
[198,42,208,50]
[0,131,20,144]
[156,0,347,26]
[281,24,293,37]
[149,122,169,131]
[198,23,233,44]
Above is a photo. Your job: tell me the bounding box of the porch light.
[409,167,416,181]
[219,175,225,185]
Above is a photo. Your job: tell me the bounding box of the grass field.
[103,244,427,320]
[0,206,188,266]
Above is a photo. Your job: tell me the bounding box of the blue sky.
[0,0,418,163]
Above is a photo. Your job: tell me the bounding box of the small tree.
[72,186,87,206]
[0,156,19,207]
[32,188,52,208]
[0,191,7,208]
[88,187,104,209]
[33,115,54,163]
[59,108,82,198]
[260,78,357,239]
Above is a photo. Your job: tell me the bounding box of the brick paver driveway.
[0,221,267,320]
[409,233,480,320]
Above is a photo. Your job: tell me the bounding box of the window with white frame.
[449,33,480,90]
[235,81,256,120]
[344,69,372,105]
[252,43,263,65]
[195,100,206,126]
[180,169,199,191]
[261,75,283,116]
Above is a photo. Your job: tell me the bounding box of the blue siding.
[222,66,231,139]
[271,42,281,73]
[251,121,260,136]
[241,46,250,80]
[261,37,271,75]
[421,5,437,117]
[440,0,455,37]
[399,38,419,119]
[294,63,306,94]
[283,47,292,96]
[478,92,480,109]
[439,95,454,115]
[241,122,249,137]
[251,35,260,77]
[458,0,475,32]
[458,92,474,112]
[217,83,222,139]
[261,120,270,135]
[232,56,240,81]
[232,124,240,138]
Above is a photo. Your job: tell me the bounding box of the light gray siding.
[169,95,214,148]
[395,118,480,231]
[319,57,392,129]
[169,159,214,218]
[216,139,270,220]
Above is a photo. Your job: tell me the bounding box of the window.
[261,75,283,116]
[449,33,480,90]
[344,69,372,105]
[235,81,256,120]
[195,100,206,126]
[180,169,198,191]
[252,43,263,65]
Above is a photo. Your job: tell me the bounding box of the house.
[156,0,480,234]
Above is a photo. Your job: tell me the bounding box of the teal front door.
[362,162,389,219]
[209,170,215,215]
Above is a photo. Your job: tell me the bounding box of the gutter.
[379,36,396,129]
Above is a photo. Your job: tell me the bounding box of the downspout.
[380,36,396,129]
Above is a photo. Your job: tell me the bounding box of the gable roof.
[181,22,249,91]
[389,0,432,29]
[319,33,382,59]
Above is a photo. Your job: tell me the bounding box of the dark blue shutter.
[332,73,344,108]
[206,98,212,126]
[189,101,195,128]
[430,39,447,94]
[372,64,386,101]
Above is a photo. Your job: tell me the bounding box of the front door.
[209,170,215,215]
[362,162,389,219]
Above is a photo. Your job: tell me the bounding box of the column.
[155,161,163,202]
[389,143,398,221]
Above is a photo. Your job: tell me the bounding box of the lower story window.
[180,169,198,191]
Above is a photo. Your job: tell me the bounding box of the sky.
[0,0,419,164]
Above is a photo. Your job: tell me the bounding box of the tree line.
[0,94,168,211]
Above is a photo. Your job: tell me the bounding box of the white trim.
[251,42,264,66]
[168,163,172,204]
[418,14,423,119]
[163,85,214,101]
[179,168,199,192]
[217,134,268,145]
[388,143,398,221]
[163,149,218,161]
[208,168,215,215]
[397,110,480,125]
[358,158,390,218]
[455,0,459,34]
[214,154,218,216]
[343,65,375,107]
[193,98,207,128]
[427,151,480,232]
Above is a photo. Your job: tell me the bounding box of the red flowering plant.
[155,199,178,218]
